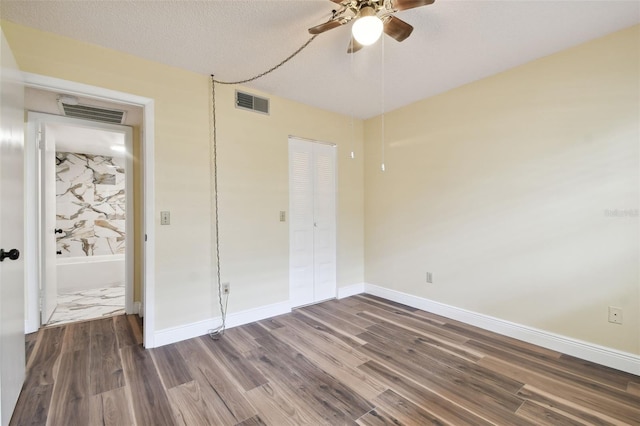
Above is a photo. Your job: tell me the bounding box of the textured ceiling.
[3,1,639,119]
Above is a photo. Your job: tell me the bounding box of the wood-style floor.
[10,294,640,425]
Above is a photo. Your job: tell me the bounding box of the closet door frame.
[288,136,337,308]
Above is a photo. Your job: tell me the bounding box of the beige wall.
[364,25,640,354]
[212,83,365,314]
[3,21,364,330]
[5,18,637,355]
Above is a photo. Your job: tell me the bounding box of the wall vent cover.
[58,102,126,124]
[235,90,269,115]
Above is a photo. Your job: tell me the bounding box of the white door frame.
[288,136,337,308]
[23,73,156,348]
[0,28,26,426]
[28,112,134,324]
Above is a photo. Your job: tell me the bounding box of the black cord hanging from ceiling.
[207,35,318,340]
[212,35,317,85]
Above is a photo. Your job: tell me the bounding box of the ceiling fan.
[308,0,435,53]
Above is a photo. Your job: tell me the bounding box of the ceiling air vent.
[58,99,126,124]
[235,90,269,115]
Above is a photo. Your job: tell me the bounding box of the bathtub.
[57,254,125,293]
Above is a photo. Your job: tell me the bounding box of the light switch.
[161,211,170,225]
[279,211,286,222]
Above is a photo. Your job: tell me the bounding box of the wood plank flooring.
[10,295,640,425]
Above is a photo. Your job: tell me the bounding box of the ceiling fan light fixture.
[352,6,383,46]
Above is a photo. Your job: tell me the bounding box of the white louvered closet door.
[312,143,336,302]
[289,137,336,308]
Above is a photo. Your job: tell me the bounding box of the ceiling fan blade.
[391,0,435,11]
[308,19,344,35]
[384,16,414,42]
[347,37,364,54]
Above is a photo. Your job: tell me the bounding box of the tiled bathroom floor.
[47,284,125,326]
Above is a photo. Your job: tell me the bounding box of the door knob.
[55,228,63,234]
[0,249,20,262]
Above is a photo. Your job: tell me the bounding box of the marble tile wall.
[56,152,126,257]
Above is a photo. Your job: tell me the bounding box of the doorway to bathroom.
[45,118,131,325]
[27,97,138,327]
[22,75,155,347]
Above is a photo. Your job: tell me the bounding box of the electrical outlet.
[426,272,433,284]
[608,306,622,324]
[222,282,230,295]
[160,211,170,225]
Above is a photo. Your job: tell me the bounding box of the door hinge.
[144,234,148,242]
[37,128,46,150]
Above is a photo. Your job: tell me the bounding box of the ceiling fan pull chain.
[350,42,356,159]
[381,36,386,172]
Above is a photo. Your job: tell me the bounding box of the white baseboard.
[338,283,365,299]
[151,283,639,375]
[224,300,291,329]
[25,320,38,335]
[153,300,291,348]
[363,283,640,376]
[133,301,142,316]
